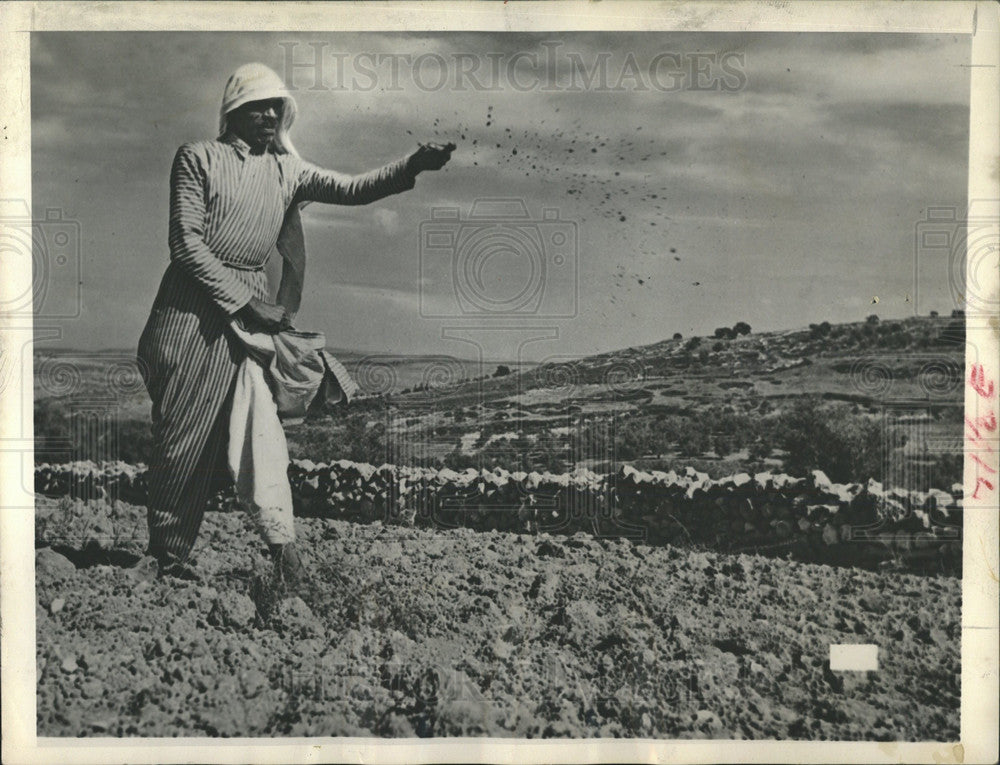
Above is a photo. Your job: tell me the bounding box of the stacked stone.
[34,460,962,571]
[35,461,147,505]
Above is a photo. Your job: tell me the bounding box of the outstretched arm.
[292,142,455,205]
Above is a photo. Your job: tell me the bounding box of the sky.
[30,31,970,363]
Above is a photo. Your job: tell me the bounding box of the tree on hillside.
[809,321,831,339]
[866,314,880,324]
[732,321,752,336]
[493,365,511,377]
[673,332,683,340]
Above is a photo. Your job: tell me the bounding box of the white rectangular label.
[829,643,879,671]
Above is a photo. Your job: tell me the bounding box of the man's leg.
[146,395,233,565]
[137,275,245,573]
[144,338,240,568]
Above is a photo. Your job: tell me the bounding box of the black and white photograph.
[1,2,997,763]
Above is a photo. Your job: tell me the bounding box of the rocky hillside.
[34,314,966,489]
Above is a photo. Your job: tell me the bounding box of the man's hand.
[236,297,291,334]
[406,141,455,175]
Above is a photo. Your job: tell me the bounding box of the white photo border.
[1,2,997,763]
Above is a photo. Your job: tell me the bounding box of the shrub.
[493,365,511,378]
[809,321,831,339]
[925,451,963,490]
[773,397,896,483]
[732,321,752,336]
[289,413,390,465]
[866,314,880,324]
[676,425,710,456]
[672,332,683,340]
[443,447,478,471]
[713,327,735,340]
[684,337,701,351]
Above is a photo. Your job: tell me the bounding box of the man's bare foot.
[269,542,305,589]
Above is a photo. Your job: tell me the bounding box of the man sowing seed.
[135,63,453,581]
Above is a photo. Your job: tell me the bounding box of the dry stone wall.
[34,460,962,573]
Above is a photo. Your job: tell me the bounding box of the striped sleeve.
[292,155,416,206]
[168,144,254,315]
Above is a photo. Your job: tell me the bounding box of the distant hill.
[33,313,967,489]
[32,346,539,400]
[308,313,964,490]
[378,313,966,409]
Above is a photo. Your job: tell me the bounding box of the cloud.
[372,208,400,235]
[822,100,969,157]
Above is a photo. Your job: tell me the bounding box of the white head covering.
[219,63,299,156]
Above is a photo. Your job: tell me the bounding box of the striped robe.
[137,133,415,562]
